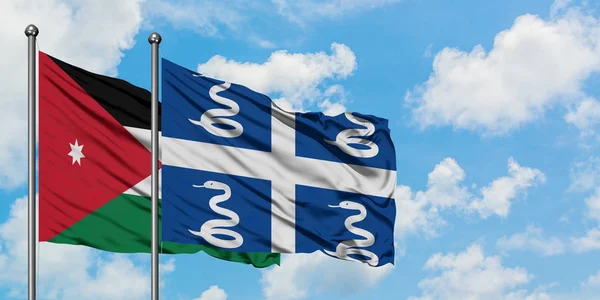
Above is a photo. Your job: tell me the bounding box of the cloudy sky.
[1,0,600,299]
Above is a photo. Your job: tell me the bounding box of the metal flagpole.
[25,24,39,300]
[148,32,162,300]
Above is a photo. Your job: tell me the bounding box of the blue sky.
[1,0,600,299]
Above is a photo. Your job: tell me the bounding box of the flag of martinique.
[38,51,280,267]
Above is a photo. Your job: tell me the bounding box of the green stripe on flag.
[48,193,280,268]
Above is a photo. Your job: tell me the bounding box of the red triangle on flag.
[38,51,160,242]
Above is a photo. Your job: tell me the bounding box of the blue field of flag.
[162,166,272,253]
[295,185,396,266]
[295,112,396,170]
[161,58,272,152]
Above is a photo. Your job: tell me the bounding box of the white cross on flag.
[159,58,397,267]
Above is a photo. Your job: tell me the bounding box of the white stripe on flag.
[122,169,161,198]
[270,103,297,253]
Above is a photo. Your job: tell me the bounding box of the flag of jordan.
[37,51,279,268]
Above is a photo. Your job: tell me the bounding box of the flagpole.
[149,32,162,300]
[25,24,39,300]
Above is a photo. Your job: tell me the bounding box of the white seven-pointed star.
[68,139,85,166]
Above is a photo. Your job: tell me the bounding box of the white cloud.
[260,252,393,300]
[394,157,468,238]
[74,255,149,299]
[248,36,277,49]
[505,270,600,300]
[421,157,470,209]
[197,43,356,112]
[160,257,176,274]
[406,5,600,136]
[0,195,168,299]
[496,225,566,256]
[272,0,402,24]
[581,270,600,290]
[317,85,348,116]
[410,242,600,300]
[142,1,282,48]
[569,157,600,192]
[396,157,545,238]
[143,0,397,46]
[0,0,144,189]
[468,158,546,219]
[318,99,346,116]
[409,244,539,300]
[585,188,600,222]
[525,270,600,300]
[504,290,552,300]
[569,188,600,252]
[193,285,228,300]
[565,98,600,137]
[394,184,446,238]
[551,0,574,17]
[571,228,600,253]
[569,164,600,254]
[143,0,246,37]
[423,44,434,58]
[273,98,305,114]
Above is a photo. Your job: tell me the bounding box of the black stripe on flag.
[48,55,161,131]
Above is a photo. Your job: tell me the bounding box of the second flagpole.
[25,23,39,300]
[149,32,162,300]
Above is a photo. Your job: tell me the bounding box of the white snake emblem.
[324,201,379,266]
[187,180,243,249]
[325,113,379,158]
[188,78,243,138]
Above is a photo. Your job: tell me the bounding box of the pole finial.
[148,32,162,44]
[24,24,39,37]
